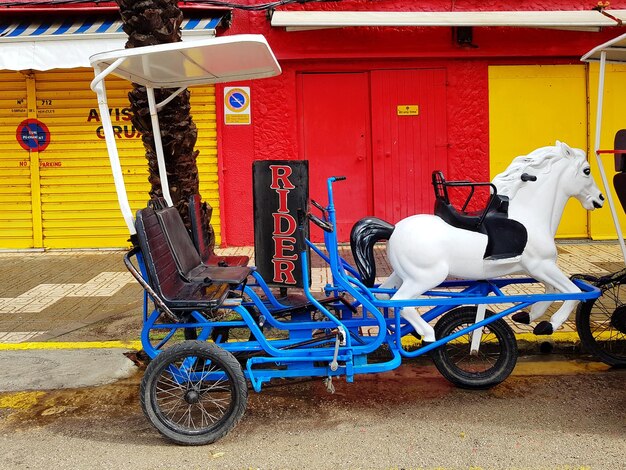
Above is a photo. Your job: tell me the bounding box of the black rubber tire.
[431,307,518,389]
[140,340,247,445]
[576,282,626,367]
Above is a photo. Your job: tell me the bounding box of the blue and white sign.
[224,86,251,125]
[16,119,50,152]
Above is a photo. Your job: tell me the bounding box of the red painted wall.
[218,1,626,245]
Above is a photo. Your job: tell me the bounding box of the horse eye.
[583,167,591,176]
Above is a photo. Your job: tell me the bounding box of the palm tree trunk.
[115,0,215,251]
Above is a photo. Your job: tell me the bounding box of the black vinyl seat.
[188,194,250,267]
[614,173,626,212]
[613,130,626,213]
[155,206,251,285]
[432,170,527,260]
[134,207,230,313]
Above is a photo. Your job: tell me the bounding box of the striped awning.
[0,16,223,71]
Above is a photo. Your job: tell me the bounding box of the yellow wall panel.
[489,65,589,238]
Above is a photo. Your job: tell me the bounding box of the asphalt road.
[0,356,625,469]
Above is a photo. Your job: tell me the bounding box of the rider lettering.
[269,165,295,190]
[275,188,290,213]
[272,259,297,284]
[270,164,297,285]
[273,236,297,260]
[272,213,296,236]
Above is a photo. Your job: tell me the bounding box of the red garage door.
[299,69,447,241]
[371,69,448,222]
[298,72,372,240]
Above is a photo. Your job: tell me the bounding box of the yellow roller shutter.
[0,71,33,249]
[34,70,147,248]
[191,85,222,244]
[489,64,589,238]
[31,69,220,249]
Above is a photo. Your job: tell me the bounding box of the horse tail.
[350,217,395,287]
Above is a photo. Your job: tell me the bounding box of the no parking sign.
[16,119,50,152]
[224,87,251,125]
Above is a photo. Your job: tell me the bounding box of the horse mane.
[491,142,584,199]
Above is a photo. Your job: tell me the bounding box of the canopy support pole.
[146,86,173,207]
[593,50,626,263]
[91,61,136,235]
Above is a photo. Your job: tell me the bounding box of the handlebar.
[304,176,348,235]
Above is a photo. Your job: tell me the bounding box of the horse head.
[493,141,604,211]
[555,141,604,211]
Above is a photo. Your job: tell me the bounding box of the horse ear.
[557,140,574,157]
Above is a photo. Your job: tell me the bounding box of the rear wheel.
[576,280,626,367]
[431,307,518,389]
[140,340,247,445]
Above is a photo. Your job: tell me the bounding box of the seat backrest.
[615,129,626,172]
[432,171,449,204]
[614,173,626,214]
[155,206,203,279]
[147,197,169,210]
[189,194,214,263]
[135,207,186,300]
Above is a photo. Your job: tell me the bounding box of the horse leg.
[379,271,402,290]
[529,262,581,335]
[376,271,402,300]
[512,283,556,324]
[390,273,447,342]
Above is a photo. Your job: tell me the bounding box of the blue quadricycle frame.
[129,173,600,378]
[122,174,600,446]
[90,35,601,446]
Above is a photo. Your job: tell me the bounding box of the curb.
[0,332,583,354]
[515,332,584,355]
[0,340,142,351]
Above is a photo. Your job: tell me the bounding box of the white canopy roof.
[271,9,626,32]
[90,34,281,88]
[581,32,626,63]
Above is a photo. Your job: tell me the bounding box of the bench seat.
[135,207,230,313]
[155,206,252,285]
[189,194,250,267]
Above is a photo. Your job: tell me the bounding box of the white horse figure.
[380,141,604,342]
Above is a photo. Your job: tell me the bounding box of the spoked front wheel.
[430,307,518,389]
[576,279,626,367]
[140,340,248,445]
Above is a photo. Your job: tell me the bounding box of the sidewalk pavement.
[3,241,622,344]
[0,242,623,390]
